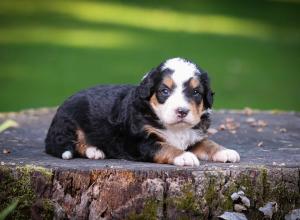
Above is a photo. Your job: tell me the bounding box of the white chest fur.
[159,128,205,150]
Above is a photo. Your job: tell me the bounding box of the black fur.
[45,58,214,162]
[200,72,214,109]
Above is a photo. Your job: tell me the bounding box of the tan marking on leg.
[75,129,88,157]
[163,76,175,89]
[154,142,183,164]
[190,139,224,161]
[144,125,165,141]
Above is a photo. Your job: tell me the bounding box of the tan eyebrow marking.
[162,76,175,89]
[190,77,200,89]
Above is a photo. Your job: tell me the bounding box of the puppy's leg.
[155,143,200,166]
[139,141,199,166]
[190,139,240,163]
[75,129,105,160]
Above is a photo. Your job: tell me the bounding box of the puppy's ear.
[200,72,214,109]
[137,67,159,99]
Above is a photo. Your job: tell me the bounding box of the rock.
[285,209,300,220]
[231,192,240,201]
[237,191,245,196]
[240,196,250,208]
[259,202,278,219]
[219,211,248,220]
[234,204,247,212]
[0,108,300,219]
[230,191,250,209]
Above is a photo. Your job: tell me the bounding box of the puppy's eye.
[160,88,170,96]
[193,90,201,96]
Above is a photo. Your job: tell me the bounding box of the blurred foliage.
[0,200,18,220]
[0,0,299,111]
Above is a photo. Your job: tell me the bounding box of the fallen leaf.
[243,107,254,116]
[279,128,287,133]
[207,128,218,135]
[225,117,234,123]
[245,117,256,123]
[257,120,268,127]
[219,124,226,130]
[249,121,258,127]
[257,142,264,147]
[0,119,19,133]
[3,149,10,154]
[256,128,263,132]
[226,123,240,130]
[226,119,240,130]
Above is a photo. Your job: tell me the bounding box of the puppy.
[45,58,240,166]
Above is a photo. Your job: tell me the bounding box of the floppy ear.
[200,72,214,109]
[137,67,159,100]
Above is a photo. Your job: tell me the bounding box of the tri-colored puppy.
[45,58,240,166]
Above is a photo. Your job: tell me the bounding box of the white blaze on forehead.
[162,58,199,85]
[161,58,199,112]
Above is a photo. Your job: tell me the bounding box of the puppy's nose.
[176,107,189,118]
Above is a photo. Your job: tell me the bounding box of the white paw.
[212,149,240,163]
[86,147,105,159]
[62,151,73,160]
[173,152,200,167]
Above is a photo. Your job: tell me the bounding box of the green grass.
[0,0,299,111]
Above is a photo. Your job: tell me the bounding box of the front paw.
[212,149,240,163]
[86,147,105,159]
[173,152,200,167]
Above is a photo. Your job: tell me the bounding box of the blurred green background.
[0,0,299,112]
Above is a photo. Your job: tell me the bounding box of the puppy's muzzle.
[176,107,189,118]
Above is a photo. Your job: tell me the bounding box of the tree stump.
[0,108,299,219]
